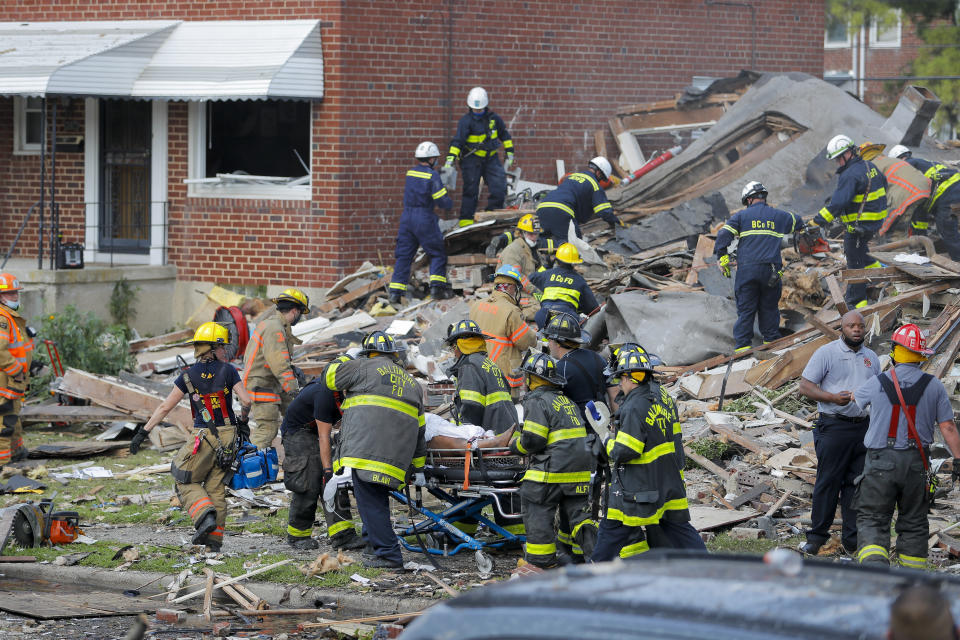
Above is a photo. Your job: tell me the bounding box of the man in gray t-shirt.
[797,311,880,556]
[851,323,960,568]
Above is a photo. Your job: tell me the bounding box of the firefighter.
[325,331,426,569]
[851,324,960,568]
[444,319,518,433]
[280,355,364,551]
[242,288,309,449]
[131,322,251,551]
[509,352,597,568]
[0,273,33,465]
[535,157,621,242]
[888,145,960,260]
[603,342,664,410]
[389,141,455,304]
[530,243,600,329]
[488,214,555,269]
[469,264,537,396]
[858,143,930,236]
[444,87,514,227]
[496,214,545,321]
[541,312,605,418]
[808,135,888,308]
[592,349,694,561]
[714,181,801,352]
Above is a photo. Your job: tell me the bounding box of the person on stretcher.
[425,412,514,451]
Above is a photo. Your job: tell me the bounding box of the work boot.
[10,446,28,462]
[205,541,222,553]
[362,554,404,569]
[797,540,821,556]
[192,511,217,546]
[388,290,403,306]
[430,285,454,300]
[287,534,319,550]
[330,531,366,550]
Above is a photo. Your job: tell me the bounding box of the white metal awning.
[0,19,324,101]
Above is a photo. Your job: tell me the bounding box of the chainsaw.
[0,497,81,551]
[794,226,831,255]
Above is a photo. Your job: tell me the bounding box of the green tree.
[826,0,900,37]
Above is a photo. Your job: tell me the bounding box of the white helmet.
[740,181,768,205]
[414,141,440,159]
[887,144,911,159]
[826,134,855,160]
[588,156,613,181]
[467,87,488,110]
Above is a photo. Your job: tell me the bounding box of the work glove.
[29,360,44,377]
[718,254,731,278]
[444,156,455,169]
[235,417,250,441]
[129,426,148,455]
[952,459,960,484]
[412,472,427,487]
[323,468,334,486]
[504,153,514,172]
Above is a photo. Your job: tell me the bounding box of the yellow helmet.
[273,288,309,311]
[555,243,583,265]
[516,214,541,234]
[858,142,886,161]
[192,322,229,345]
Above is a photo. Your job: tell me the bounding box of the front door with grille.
[100,100,151,253]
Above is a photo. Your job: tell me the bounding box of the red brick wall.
[1,0,823,287]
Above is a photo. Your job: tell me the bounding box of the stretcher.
[390,447,526,570]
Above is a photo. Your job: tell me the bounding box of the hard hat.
[519,351,566,386]
[273,288,309,311]
[555,243,583,265]
[858,142,886,161]
[540,311,589,344]
[604,342,663,376]
[467,87,489,110]
[360,330,402,355]
[192,322,229,345]
[415,141,440,159]
[740,181,768,205]
[516,214,541,233]
[609,348,657,380]
[826,134,855,160]
[891,323,933,356]
[588,156,613,181]
[445,318,486,344]
[887,144,911,159]
[492,264,524,287]
[0,273,23,292]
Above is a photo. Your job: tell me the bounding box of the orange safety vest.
[0,305,33,400]
[876,158,932,235]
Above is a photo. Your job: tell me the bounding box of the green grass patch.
[707,532,805,555]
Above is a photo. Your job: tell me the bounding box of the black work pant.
[646,517,707,551]
[537,207,580,243]
[807,414,867,549]
[843,229,879,307]
[591,518,648,562]
[733,263,781,349]
[520,483,595,567]
[460,155,506,221]
[933,192,960,261]
[282,429,356,542]
[351,469,402,564]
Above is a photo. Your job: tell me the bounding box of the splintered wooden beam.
[803,313,840,340]
[825,275,849,315]
[318,275,391,313]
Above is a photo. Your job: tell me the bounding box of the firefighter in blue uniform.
[389,141,454,305]
[530,243,600,329]
[713,181,800,352]
[444,87,514,227]
[888,145,960,261]
[809,134,888,308]
[536,157,621,242]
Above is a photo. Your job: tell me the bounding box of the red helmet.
[891,323,933,356]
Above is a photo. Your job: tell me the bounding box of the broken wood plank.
[20,404,135,424]
[708,424,778,458]
[685,235,713,286]
[239,608,334,616]
[764,490,793,518]
[729,482,774,509]
[803,313,840,340]
[594,128,607,159]
[839,266,900,284]
[929,324,960,379]
[0,556,36,563]
[751,401,814,429]
[128,329,194,353]
[318,275,390,313]
[170,559,293,604]
[711,487,735,510]
[202,569,215,621]
[825,275,849,315]
[0,590,169,619]
[446,254,498,266]
[689,505,759,532]
[683,445,731,481]
[930,254,960,274]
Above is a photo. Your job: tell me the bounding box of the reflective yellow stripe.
[325,362,342,390]
[522,469,592,483]
[411,456,425,468]
[931,172,960,206]
[571,172,600,190]
[740,230,784,238]
[841,209,886,223]
[547,427,586,444]
[851,186,886,203]
[899,553,927,568]
[606,497,690,526]
[388,282,407,291]
[523,420,549,439]
[407,170,432,179]
[857,544,889,563]
[341,394,425,426]
[594,202,612,213]
[459,389,512,406]
[537,201,576,218]
[511,432,528,455]
[503,139,514,150]
[429,274,447,283]
[327,520,354,536]
[466,134,486,143]
[865,261,883,269]
[542,286,581,306]
[613,430,645,456]
[855,299,869,308]
[722,224,739,237]
[334,456,408,483]
[287,524,313,537]
[525,541,556,556]
[570,519,596,539]
[817,206,835,223]
[912,220,930,230]
[432,187,448,199]
[619,539,650,558]
[449,145,461,156]
[625,441,676,465]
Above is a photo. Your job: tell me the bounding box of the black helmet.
[519,351,566,386]
[607,348,656,384]
[539,312,590,345]
[604,342,663,376]
[445,319,486,344]
[359,330,402,355]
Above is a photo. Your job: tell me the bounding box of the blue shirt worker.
[389,141,454,305]
[797,311,880,557]
[535,157,620,242]
[810,134,888,309]
[530,243,600,329]
[888,145,960,261]
[713,181,800,352]
[852,324,960,569]
[444,87,514,227]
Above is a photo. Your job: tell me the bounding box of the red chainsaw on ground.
[794,226,831,255]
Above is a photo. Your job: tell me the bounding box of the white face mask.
[3,300,19,310]
[525,236,538,248]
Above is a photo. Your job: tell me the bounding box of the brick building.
[0,1,824,326]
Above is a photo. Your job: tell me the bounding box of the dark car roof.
[401,551,960,640]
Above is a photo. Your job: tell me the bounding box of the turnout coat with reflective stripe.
[469,290,537,389]
[713,202,798,267]
[605,381,690,526]
[448,351,518,433]
[509,386,593,491]
[242,310,300,401]
[0,305,33,400]
[535,171,616,226]
[326,355,426,489]
[814,157,888,230]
